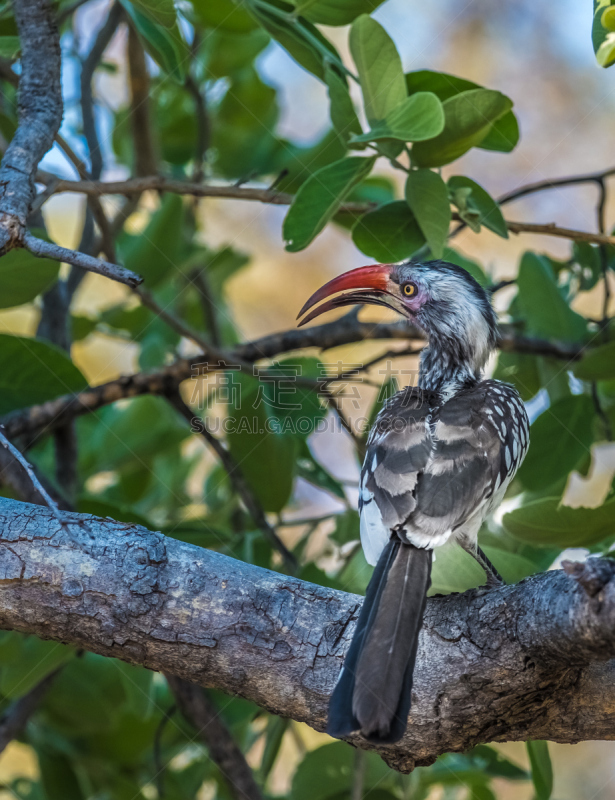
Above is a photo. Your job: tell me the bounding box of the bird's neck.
[418,338,481,398]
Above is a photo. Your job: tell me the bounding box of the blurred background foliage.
[0,0,614,797]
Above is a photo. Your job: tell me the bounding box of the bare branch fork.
[0,0,141,288]
[1,497,615,773]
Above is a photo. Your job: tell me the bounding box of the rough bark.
[0,0,62,253]
[0,497,614,773]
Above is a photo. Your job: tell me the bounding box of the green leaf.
[467,745,529,780]
[516,252,587,342]
[296,440,345,499]
[429,545,537,595]
[573,341,615,381]
[258,716,288,780]
[277,128,347,194]
[0,241,59,308]
[406,69,478,101]
[71,314,97,342]
[292,742,392,800]
[226,374,298,512]
[121,2,187,81]
[204,28,270,78]
[405,70,519,153]
[211,66,280,179]
[352,201,425,262]
[247,0,345,81]
[405,169,451,259]
[120,194,184,287]
[478,110,519,152]
[43,653,128,733]
[295,0,386,26]
[518,395,595,491]
[572,241,602,291]
[412,89,513,167]
[349,15,407,125]
[0,35,19,57]
[130,0,176,27]
[37,749,84,800]
[350,92,444,144]
[593,0,615,67]
[493,352,541,402]
[0,335,87,416]
[192,0,258,31]
[116,662,155,719]
[448,175,508,238]
[503,496,615,548]
[324,65,362,144]
[439,246,488,286]
[0,633,74,697]
[283,156,376,251]
[526,741,553,800]
[265,357,327,434]
[330,510,360,545]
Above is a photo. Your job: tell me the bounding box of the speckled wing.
[359,387,437,565]
[359,381,529,563]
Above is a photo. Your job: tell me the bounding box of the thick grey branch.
[0,498,614,773]
[0,0,62,252]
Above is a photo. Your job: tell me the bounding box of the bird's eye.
[403,283,417,297]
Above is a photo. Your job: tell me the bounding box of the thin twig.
[165,675,264,800]
[192,268,222,346]
[78,1,124,260]
[23,231,142,287]
[185,74,210,181]
[0,426,69,527]
[135,286,227,355]
[0,667,62,755]
[152,703,177,799]
[168,393,297,572]
[496,166,615,206]
[596,178,612,329]
[127,21,157,177]
[351,750,366,800]
[33,174,615,247]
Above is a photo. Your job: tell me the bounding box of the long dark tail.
[327,539,432,744]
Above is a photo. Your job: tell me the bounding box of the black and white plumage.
[360,379,529,565]
[297,259,530,744]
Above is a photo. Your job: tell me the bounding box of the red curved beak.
[297,264,394,327]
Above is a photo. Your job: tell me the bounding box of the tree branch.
[127,21,157,178]
[34,175,615,247]
[168,393,297,572]
[0,1,141,287]
[166,675,264,800]
[0,667,60,755]
[0,315,584,442]
[1,497,615,773]
[23,231,142,287]
[0,0,62,253]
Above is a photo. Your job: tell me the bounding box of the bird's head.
[297,260,498,373]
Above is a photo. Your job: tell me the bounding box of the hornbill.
[297,260,530,744]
